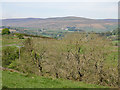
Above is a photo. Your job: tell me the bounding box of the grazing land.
[2,70,108,88]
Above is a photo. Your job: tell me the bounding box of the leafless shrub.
[18,33,118,87]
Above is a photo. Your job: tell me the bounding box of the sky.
[0,0,119,19]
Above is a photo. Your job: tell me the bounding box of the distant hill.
[2,16,118,32]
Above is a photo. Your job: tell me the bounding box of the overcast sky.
[0,0,119,19]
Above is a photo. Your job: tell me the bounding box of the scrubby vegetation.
[15,33,24,39]
[2,46,19,68]
[2,32,118,88]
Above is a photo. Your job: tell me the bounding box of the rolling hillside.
[2,16,118,32]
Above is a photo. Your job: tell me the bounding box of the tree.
[2,28,10,35]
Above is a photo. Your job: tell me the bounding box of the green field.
[2,70,108,88]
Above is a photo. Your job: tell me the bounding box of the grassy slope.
[2,35,25,45]
[2,71,108,88]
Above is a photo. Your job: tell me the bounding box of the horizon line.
[1,16,118,20]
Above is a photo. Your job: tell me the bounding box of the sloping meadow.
[16,33,118,87]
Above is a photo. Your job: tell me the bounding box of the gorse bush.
[2,33,118,87]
